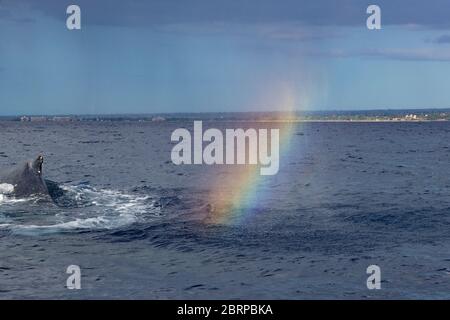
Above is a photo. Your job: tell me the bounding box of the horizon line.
[1,107,450,118]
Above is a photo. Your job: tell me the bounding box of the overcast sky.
[1,0,450,115]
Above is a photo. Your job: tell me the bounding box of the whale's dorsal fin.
[31,155,44,175]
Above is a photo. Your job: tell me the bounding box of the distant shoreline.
[0,119,448,123]
[1,109,450,122]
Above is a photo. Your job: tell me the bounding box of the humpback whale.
[0,155,52,199]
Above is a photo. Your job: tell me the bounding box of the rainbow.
[206,88,304,225]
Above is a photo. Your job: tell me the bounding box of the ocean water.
[0,120,450,299]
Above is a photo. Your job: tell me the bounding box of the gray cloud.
[363,48,450,61]
[0,8,11,19]
[155,22,342,42]
[312,47,450,62]
[0,0,36,23]
[432,35,450,44]
[2,0,450,29]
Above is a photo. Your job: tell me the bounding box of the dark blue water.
[1,120,450,299]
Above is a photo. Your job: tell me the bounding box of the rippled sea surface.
[1,120,450,299]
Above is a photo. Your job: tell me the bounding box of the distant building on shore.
[30,117,47,122]
[20,116,75,122]
[20,116,48,122]
[405,114,418,120]
[51,116,73,122]
[151,116,166,122]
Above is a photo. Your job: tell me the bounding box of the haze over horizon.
[2,0,450,115]
[3,107,449,118]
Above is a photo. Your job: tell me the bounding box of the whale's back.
[0,161,50,198]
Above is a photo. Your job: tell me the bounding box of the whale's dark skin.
[0,155,51,198]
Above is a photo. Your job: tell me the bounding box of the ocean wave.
[0,184,162,235]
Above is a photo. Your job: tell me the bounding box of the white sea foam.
[9,215,141,235]
[2,184,160,235]
[0,183,36,205]
[0,183,14,195]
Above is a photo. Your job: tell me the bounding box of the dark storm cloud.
[2,0,450,28]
